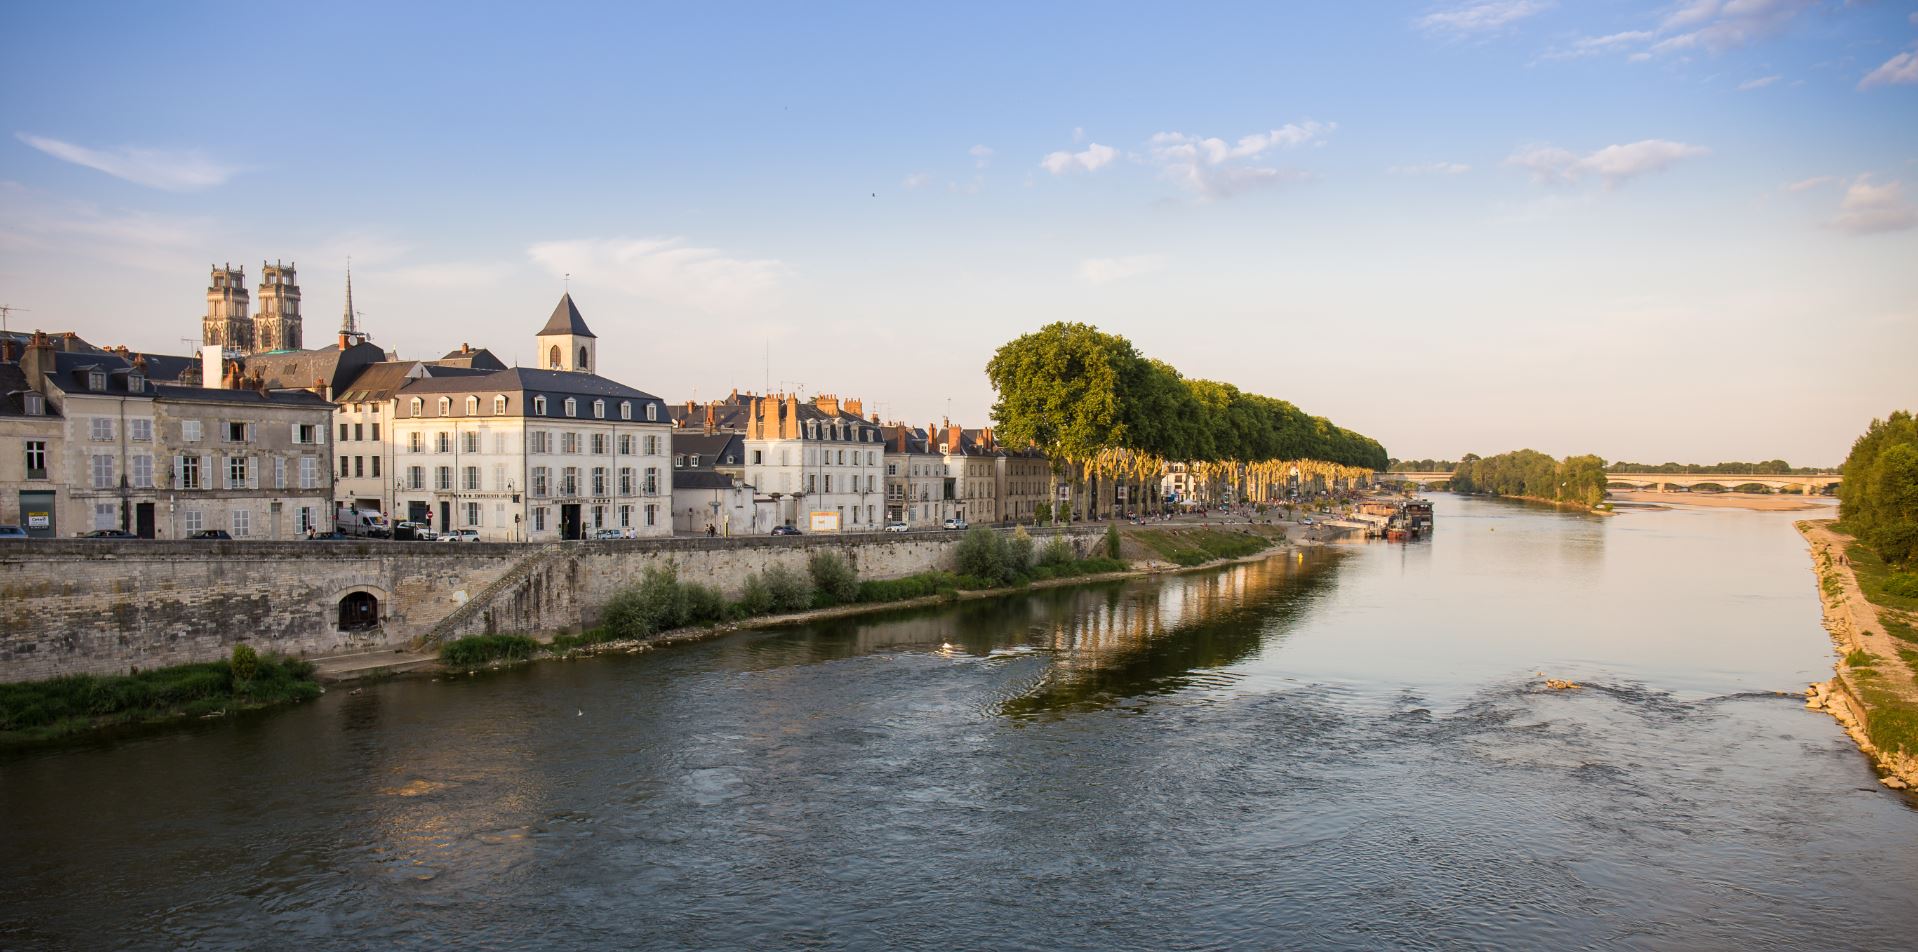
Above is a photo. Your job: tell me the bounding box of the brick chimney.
[981,426,995,450]
[844,397,862,417]
[704,402,717,435]
[22,331,56,389]
[814,394,839,416]
[783,394,800,439]
[0,335,16,364]
[946,425,961,455]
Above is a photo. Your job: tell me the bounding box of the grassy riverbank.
[1799,520,1918,788]
[0,649,321,748]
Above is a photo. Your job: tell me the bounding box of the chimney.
[339,331,350,350]
[59,331,79,352]
[704,402,717,435]
[0,335,16,364]
[461,342,472,354]
[783,394,799,439]
[201,345,226,389]
[981,426,994,450]
[946,425,961,455]
[844,397,862,417]
[814,394,839,416]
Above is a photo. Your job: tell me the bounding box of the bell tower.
[536,292,597,373]
[202,263,252,353]
[254,260,302,353]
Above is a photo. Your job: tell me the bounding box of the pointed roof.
[539,293,597,339]
[340,267,358,335]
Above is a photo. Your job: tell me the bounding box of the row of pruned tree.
[985,322,1387,517]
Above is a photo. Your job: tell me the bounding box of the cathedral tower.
[202,263,252,353]
[537,292,597,373]
[254,260,302,352]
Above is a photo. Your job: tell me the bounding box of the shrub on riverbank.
[809,551,860,606]
[1130,527,1274,566]
[440,634,539,668]
[0,653,320,744]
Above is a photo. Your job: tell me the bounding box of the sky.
[2,1,1914,466]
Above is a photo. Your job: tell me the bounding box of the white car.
[943,518,969,530]
[438,529,480,543]
[593,527,637,540]
[884,521,909,533]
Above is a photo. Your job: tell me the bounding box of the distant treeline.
[1840,410,1917,568]
[1386,459,1458,472]
[1605,460,1830,475]
[1449,450,1609,508]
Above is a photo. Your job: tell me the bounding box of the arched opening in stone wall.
[339,591,380,631]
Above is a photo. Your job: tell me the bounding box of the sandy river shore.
[1610,490,1833,512]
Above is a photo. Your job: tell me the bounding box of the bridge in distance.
[1375,471,1842,494]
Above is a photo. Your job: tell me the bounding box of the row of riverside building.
[0,263,1065,541]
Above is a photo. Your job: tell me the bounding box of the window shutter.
[201,454,212,490]
[248,457,259,489]
[172,455,184,489]
[291,423,300,444]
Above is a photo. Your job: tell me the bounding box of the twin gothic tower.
[201,261,303,354]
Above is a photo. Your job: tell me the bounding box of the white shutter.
[248,456,259,489]
[274,457,286,489]
[291,423,300,444]
[173,455,184,489]
[200,454,212,490]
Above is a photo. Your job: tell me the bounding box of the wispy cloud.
[969,144,994,168]
[1649,0,1815,56]
[15,133,241,191]
[1506,139,1709,188]
[527,237,790,314]
[1830,177,1918,235]
[1786,175,1838,192]
[0,181,213,271]
[1078,255,1165,285]
[1859,50,1918,90]
[1040,143,1117,175]
[1389,161,1472,176]
[1737,74,1781,90]
[901,171,933,189]
[1415,1,1551,36]
[1147,122,1332,199]
[1535,30,1653,60]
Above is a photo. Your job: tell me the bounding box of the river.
[4,494,1915,950]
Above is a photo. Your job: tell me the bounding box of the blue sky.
[3,1,1914,464]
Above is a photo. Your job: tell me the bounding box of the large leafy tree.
[1840,410,1918,567]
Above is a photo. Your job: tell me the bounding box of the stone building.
[389,295,673,541]
[997,443,1050,524]
[0,340,64,536]
[670,432,775,535]
[742,393,887,532]
[932,422,1001,525]
[883,424,952,528]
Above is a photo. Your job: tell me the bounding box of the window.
[23,393,44,415]
[129,419,153,442]
[294,423,321,445]
[182,420,202,443]
[579,346,589,371]
[353,456,364,478]
[91,418,114,441]
[88,371,106,392]
[184,509,203,533]
[644,435,660,455]
[437,397,451,416]
[534,507,548,532]
[370,422,380,441]
[532,467,550,497]
[465,502,481,527]
[463,466,480,491]
[411,397,423,417]
[548,345,561,369]
[752,450,763,465]
[436,432,451,453]
[620,401,631,420]
[690,454,701,468]
[644,504,658,526]
[592,399,605,420]
[436,466,452,491]
[838,450,845,465]
[592,467,607,495]
[21,441,47,479]
[93,502,116,531]
[91,454,114,488]
[591,504,605,529]
[563,397,577,418]
[560,466,578,495]
[225,422,248,443]
[619,505,633,527]
[338,592,378,631]
[465,396,479,415]
[807,474,817,493]
[231,509,250,537]
[646,404,657,422]
[298,507,318,535]
[371,457,381,477]
[619,467,634,495]
[340,423,351,442]
[530,430,552,454]
[274,457,286,489]
[493,464,506,491]
[408,466,425,490]
[227,456,250,489]
[300,457,318,489]
[354,423,364,442]
[130,455,154,489]
[462,432,480,453]
[618,435,633,455]
[643,467,659,494]
[591,433,607,455]
[674,454,685,469]
[824,475,833,493]
[868,475,876,492]
[534,396,548,416]
[178,455,202,490]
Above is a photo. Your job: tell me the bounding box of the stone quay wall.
[0,527,1105,683]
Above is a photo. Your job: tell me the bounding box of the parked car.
[80,529,134,538]
[392,521,437,541]
[942,518,969,530]
[771,525,802,536]
[438,529,481,543]
[187,529,233,540]
[0,525,27,540]
[1301,517,1314,525]
[884,521,909,533]
[591,528,636,541]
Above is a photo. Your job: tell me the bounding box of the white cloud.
[526,237,790,314]
[1389,162,1472,176]
[1738,74,1781,90]
[901,171,932,189]
[1830,177,1918,235]
[1650,0,1814,56]
[1859,50,1918,90]
[15,133,240,191]
[1506,139,1708,188]
[1147,122,1332,199]
[1785,175,1838,192]
[1077,255,1165,285]
[376,262,513,289]
[0,182,213,272]
[969,144,994,168]
[1040,143,1117,175]
[1415,1,1551,35]
[1537,30,1654,60]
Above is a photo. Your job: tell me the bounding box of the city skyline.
[3,1,1915,465]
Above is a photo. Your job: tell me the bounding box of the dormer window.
[128,373,144,392]
[563,397,577,418]
[807,421,818,440]
[23,393,45,415]
[465,396,479,415]
[494,395,507,415]
[88,371,106,392]
[619,401,631,420]
[410,397,424,417]
[437,397,451,416]
[645,403,657,422]
[534,396,548,416]
[592,399,605,419]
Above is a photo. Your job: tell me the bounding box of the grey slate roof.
[396,366,665,420]
[672,470,737,491]
[673,433,743,469]
[246,340,386,391]
[538,294,597,338]
[0,364,60,418]
[152,383,336,408]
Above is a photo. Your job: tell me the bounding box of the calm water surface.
[4,494,1915,950]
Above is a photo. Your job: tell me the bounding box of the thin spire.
[340,258,358,337]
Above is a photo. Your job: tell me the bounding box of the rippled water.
[4,494,1915,950]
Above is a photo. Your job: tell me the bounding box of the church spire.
[337,261,364,349]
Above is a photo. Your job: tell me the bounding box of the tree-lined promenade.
[986,322,1387,518]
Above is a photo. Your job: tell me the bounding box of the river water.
[4,494,1916,950]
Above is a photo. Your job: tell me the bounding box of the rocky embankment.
[1799,521,1918,790]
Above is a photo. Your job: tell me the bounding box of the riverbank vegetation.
[1129,526,1277,566]
[440,634,540,669]
[1605,460,1831,475]
[1448,450,1610,508]
[987,323,1385,514]
[1838,409,1917,570]
[0,647,320,746]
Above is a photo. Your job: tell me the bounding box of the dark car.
[0,525,28,540]
[81,529,134,538]
[187,529,233,540]
[770,525,802,536]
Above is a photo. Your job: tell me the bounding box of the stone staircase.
[418,543,566,647]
